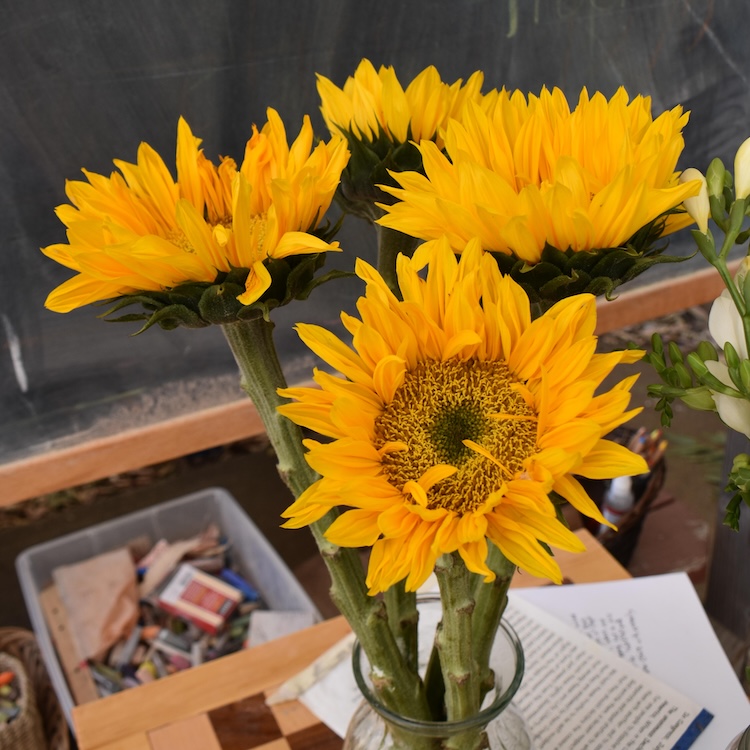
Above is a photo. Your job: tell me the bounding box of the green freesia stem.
[472,544,517,698]
[221,316,431,722]
[376,226,420,297]
[708,256,750,363]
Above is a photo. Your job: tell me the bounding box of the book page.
[506,597,712,749]
[514,573,750,747]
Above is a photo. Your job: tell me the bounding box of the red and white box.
[157,564,242,635]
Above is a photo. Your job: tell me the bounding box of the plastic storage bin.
[15,487,320,728]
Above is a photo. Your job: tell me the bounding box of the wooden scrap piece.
[38,584,99,705]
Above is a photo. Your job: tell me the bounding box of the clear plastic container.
[15,487,320,729]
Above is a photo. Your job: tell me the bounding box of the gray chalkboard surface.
[2,0,748,466]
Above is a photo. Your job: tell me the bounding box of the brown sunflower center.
[373,358,538,514]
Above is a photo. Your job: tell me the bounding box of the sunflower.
[43,110,349,315]
[317,58,484,149]
[279,238,648,593]
[316,59,484,221]
[376,87,702,305]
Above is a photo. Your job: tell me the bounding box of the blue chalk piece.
[219,569,260,601]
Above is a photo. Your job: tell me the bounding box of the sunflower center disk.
[374,358,538,514]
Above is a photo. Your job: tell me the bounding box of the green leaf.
[296,268,356,301]
[135,304,210,334]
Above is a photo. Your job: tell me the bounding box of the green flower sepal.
[725,453,750,530]
[644,334,723,426]
[491,212,694,313]
[99,251,352,333]
[335,128,422,223]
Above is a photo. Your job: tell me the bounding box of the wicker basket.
[0,629,69,750]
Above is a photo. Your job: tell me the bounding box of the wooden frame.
[0,262,739,508]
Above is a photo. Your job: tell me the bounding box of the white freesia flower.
[679,168,710,233]
[707,270,750,437]
[709,289,748,359]
[734,137,750,201]
[704,360,750,438]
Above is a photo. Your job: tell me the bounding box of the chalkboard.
[2,0,748,466]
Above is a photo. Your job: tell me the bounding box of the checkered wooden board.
[146,690,342,750]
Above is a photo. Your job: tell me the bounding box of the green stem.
[435,553,486,750]
[220,317,431,722]
[376,226,420,297]
[385,581,419,672]
[471,544,517,699]
[434,553,480,720]
[221,317,316,497]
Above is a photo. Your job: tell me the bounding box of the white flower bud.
[734,137,750,200]
[679,168,710,233]
[709,290,747,359]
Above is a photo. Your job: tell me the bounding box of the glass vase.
[727,726,750,749]
[343,594,531,750]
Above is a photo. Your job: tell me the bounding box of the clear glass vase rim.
[351,593,525,735]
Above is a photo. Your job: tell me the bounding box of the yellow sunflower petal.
[325,509,382,547]
[576,439,649,479]
[552,474,608,525]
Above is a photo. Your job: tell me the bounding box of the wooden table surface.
[72,528,629,750]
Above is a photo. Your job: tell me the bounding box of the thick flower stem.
[221,317,432,723]
[222,317,317,498]
[435,554,486,750]
[376,226,420,297]
[385,581,419,672]
[472,545,517,698]
[434,554,482,738]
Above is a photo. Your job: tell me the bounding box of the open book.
[290,573,750,747]
[505,595,712,749]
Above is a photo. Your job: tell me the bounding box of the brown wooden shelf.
[0,262,738,508]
